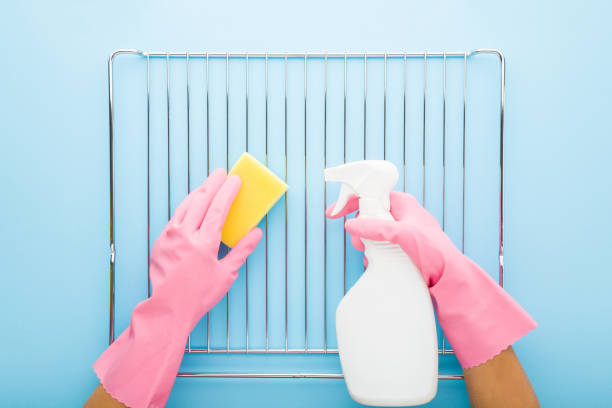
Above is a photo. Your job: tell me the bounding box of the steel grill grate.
[108,50,505,380]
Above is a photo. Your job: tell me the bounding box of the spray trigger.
[331,184,356,217]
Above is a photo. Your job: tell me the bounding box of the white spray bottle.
[325,160,438,407]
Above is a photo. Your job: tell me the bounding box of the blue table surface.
[2,1,611,407]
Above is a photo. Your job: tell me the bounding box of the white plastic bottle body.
[336,240,438,407]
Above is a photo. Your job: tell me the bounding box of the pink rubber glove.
[326,191,536,369]
[94,169,262,408]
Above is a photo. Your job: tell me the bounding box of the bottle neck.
[358,197,393,221]
[357,195,403,267]
[363,240,410,268]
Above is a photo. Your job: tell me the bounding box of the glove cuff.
[93,295,189,408]
[429,255,537,369]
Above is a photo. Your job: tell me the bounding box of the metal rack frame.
[108,49,505,380]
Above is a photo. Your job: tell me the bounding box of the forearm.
[84,384,127,408]
[464,346,539,408]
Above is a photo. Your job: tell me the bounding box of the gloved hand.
[326,191,536,369]
[94,169,262,408]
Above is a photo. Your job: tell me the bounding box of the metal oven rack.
[108,49,505,381]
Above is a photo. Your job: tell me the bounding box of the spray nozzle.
[324,160,398,218]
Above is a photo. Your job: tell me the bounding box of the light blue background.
[1,1,611,407]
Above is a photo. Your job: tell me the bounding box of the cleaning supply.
[332,190,537,369]
[222,152,288,247]
[325,160,438,407]
[94,169,262,408]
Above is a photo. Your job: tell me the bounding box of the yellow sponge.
[222,152,288,247]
